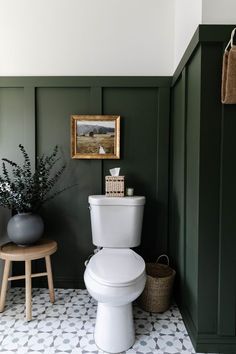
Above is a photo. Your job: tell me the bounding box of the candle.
[126,187,134,196]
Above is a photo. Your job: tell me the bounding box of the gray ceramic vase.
[7,213,44,246]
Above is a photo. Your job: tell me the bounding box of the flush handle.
[84,253,93,267]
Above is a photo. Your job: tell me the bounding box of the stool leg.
[25,260,32,321]
[0,260,11,312]
[45,256,55,303]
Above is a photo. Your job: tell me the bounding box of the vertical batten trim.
[89,87,103,194]
[217,84,224,335]
[182,68,187,302]
[157,87,170,253]
[89,87,102,114]
[23,86,36,170]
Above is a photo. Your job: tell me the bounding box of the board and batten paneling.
[169,25,236,353]
[185,48,201,332]
[102,87,170,259]
[0,77,171,289]
[36,87,95,288]
[0,88,26,282]
[169,72,186,305]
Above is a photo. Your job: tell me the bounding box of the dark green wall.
[0,77,171,288]
[169,25,236,353]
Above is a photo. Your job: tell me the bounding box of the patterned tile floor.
[0,288,213,354]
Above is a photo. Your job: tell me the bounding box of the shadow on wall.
[124,173,161,262]
[0,207,11,282]
[39,197,92,289]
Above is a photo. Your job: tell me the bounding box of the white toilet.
[84,195,146,353]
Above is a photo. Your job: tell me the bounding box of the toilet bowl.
[84,248,146,353]
[85,195,146,353]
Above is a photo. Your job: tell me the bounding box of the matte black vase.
[7,213,44,246]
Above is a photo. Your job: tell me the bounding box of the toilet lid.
[87,248,145,287]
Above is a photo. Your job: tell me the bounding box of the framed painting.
[71,115,120,159]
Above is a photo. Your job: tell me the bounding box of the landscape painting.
[71,115,120,159]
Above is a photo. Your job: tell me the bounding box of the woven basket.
[138,255,176,313]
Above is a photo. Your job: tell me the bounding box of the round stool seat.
[0,238,57,321]
[0,239,57,261]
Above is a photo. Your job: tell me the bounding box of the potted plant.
[0,144,70,245]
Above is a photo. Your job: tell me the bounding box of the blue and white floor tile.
[0,288,215,354]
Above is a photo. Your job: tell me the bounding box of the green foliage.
[0,145,70,213]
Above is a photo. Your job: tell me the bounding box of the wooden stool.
[0,239,57,321]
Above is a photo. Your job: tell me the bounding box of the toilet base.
[94,302,135,353]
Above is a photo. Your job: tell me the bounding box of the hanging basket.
[138,255,176,313]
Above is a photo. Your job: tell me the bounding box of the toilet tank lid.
[89,195,145,206]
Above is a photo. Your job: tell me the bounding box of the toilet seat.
[86,248,145,287]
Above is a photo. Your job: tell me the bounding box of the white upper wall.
[173,0,236,71]
[0,0,174,76]
[174,0,202,70]
[0,0,235,76]
[202,0,236,24]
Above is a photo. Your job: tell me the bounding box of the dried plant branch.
[0,145,76,213]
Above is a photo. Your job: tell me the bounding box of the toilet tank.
[89,195,145,247]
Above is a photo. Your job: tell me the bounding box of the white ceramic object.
[84,195,146,353]
[88,195,145,247]
[84,248,146,353]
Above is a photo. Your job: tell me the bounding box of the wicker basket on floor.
[138,255,176,313]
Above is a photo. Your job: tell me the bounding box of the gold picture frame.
[71,115,120,159]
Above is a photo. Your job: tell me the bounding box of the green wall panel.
[0,88,27,284]
[185,49,201,331]
[36,87,96,288]
[198,43,222,334]
[102,87,160,260]
[217,106,236,336]
[170,26,236,353]
[169,73,186,305]
[156,88,170,254]
[0,88,24,161]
